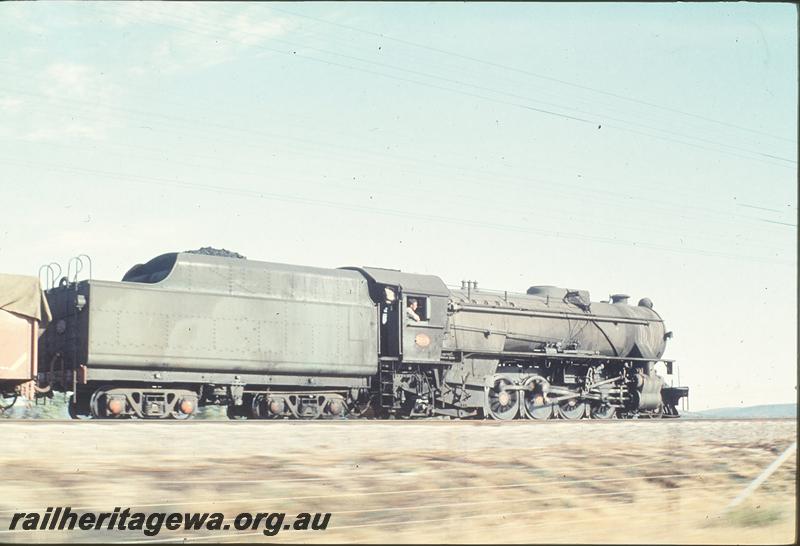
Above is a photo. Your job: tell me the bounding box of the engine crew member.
[406,298,421,322]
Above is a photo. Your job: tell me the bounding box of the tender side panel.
[84,272,377,376]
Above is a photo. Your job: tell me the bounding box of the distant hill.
[683,403,797,419]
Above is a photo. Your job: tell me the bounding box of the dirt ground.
[0,419,795,544]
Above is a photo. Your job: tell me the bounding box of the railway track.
[0,416,794,425]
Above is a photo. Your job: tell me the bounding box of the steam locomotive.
[32,250,687,420]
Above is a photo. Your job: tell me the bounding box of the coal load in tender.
[184,247,246,259]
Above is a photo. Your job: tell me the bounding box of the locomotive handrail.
[459,349,673,363]
[67,254,92,283]
[38,262,62,290]
[452,323,565,342]
[446,285,529,298]
[450,303,660,325]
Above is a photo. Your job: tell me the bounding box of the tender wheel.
[170,400,196,420]
[521,376,554,420]
[250,395,265,419]
[324,397,346,418]
[88,386,126,419]
[226,404,248,420]
[89,389,107,419]
[251,394,286,419]
[589,402,617,420]
[485,375,519,420]
[68,396,92,420]
[557,398,587,420]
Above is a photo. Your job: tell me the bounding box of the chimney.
[610,294,630,305]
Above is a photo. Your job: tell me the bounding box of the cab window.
[405,295,429,322]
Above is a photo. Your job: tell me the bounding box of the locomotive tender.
[38,251,688,420]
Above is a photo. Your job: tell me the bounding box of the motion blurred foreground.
[0,419,795,544]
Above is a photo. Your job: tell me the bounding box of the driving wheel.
[485,375,519,420]
[521,376,554,420]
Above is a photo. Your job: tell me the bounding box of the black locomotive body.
[37,252,688,420]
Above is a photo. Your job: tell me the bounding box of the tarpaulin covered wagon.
[0,274,51,409]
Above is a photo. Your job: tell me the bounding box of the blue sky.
[0,2,796,409]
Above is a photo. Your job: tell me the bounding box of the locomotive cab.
[341,267,449,364]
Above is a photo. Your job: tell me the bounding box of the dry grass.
[0,419,795,543]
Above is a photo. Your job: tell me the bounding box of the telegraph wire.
[759,219,796,227]
[194,13,794,160]
[2,50,795,224]
[0,123,784,248]
[118,7,795,169]
[3,88,792,250]
[4,82,794,235]
[156,9,796,165]
[0,157,794,266]
[3,86,796,246]
[4,81,793,255]
[142,14,595,126]
[268,5,796,144]
[3,125,792,252]
[0,9,793,260]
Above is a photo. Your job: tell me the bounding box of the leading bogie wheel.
[589,402,617,420]
[557,398,587,420]
[649,404,664,419]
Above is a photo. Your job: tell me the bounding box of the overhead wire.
[1,49,794,228]
[158,9,795,166]
[177,4,794,162]
[1,82,795,238]
[155,5,797,166]
[2,8,795,263]
[1,157,793,266]
[267,5,797,144]
[104,6,796,169]
[3,132,790,254]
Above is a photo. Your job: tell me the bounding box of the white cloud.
[0,97,23,113]
[106,3,293,74]
[1,2,47,34]
[3,5,295,143]
[25,122,106,142]
[44,63,95,98]
[227,12,291,46]
[16,62,120,142]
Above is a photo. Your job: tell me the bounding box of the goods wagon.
[0,274,51,410]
